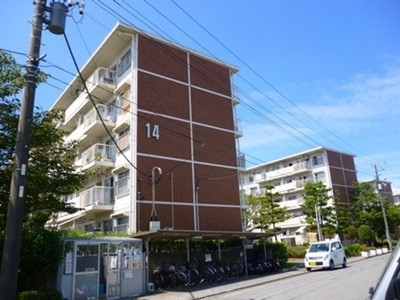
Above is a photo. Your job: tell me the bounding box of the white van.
[304,240,347,271]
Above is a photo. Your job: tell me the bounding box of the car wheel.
[306,267,312,272]
[329,260,334,270]
[342,257,347,268]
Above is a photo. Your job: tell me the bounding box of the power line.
[169,0,378,164]
[62,31,151,179]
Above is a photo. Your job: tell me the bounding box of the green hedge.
[17,289,62,300]
[287,245,309,259]
[287,243,379,259]
[344,243,367,257]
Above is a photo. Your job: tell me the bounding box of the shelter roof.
[131,229,275,241]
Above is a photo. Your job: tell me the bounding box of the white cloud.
[237,64,400,190]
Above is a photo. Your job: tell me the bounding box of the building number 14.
[145,123,160,140]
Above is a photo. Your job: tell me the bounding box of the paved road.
[134,255,389,300]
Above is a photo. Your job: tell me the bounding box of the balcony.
[83,105,115,137]
[80,186,114,213]
[80,143,115,171]
[234,118,243,138]
[273,180,308,194]
[265,161,311,180]
[232,85,240,106]
[86,67,116,99]
[237,152,246,170]
[280,198,304,210]
[62,92,91,129]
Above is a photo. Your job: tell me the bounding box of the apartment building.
[364,179,394,204]
[51,22,244,234]
[240,147,358,245]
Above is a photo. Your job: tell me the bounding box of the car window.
[333,242,340,250]
[309,243,329,252]
[385,263,400,299]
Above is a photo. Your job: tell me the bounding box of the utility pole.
[374,164,393,251]
[0,1,83,299]
[0,2,46,299]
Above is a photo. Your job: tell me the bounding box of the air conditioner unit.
[101,69,114,84]
[102,75,114,84]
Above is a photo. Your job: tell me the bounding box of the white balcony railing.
[83,105,115,129]
[81,143,115,168]
[237,152,246,169]
[80,186,114,207]
[234,118,243,138]
[86,67,116,96]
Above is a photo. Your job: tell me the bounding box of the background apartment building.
[364,179,394,204]
[241,147,358,245]
[51,22,244,234]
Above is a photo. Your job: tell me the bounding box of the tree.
[352,181,399,243]
[246,185,289,239]
[301,181,336,240]
[0,50,88,291]
[329,198,352,240]
[357,225,375,246]
[0,50,88,230]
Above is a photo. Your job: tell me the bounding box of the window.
[114,217,128,232]
[122,242,142,270]
[84,224,94,232]
[117,50,131,77]
[249,174,254,182]
[314,172,326,182]
[312,155,324,166]
[116,127,130,151]
[117,216,128,225]
[115,170,130,197]
[250,187,258,196]
[103,220,113,233]
[116,90,131,115]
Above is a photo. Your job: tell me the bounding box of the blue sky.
[1,1,400,193]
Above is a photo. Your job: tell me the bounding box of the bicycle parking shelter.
[56,237,145,300]
[132,229,276,291]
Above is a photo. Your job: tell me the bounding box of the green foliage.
[0,50,25,98]
[246,185,289,234]
[17,288,62,300]
[344,243,367,257]
[351,182,387,238]
[330,199,352,238]
[0,50,88,229]
[351,182,400,241]
[287,245,309,259]
[346,225,358,240]
[358,225,375,246]
[149,239,188,252]
[301,182,335,235]
[263,241,288,262]
[18,226,63,291]
[0,50,88,293]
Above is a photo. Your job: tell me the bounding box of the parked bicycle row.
[151,258,281,290]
